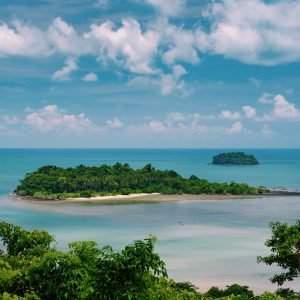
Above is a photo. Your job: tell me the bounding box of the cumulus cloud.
[85,18,160,74]
[227,121,244,134]
[133,112,247,135]
[0,17,160,76]
[166,112,213,128]
[106,117,124,129]
[26,104,95,133]
[82,72,98,82]
[272,95,300,120]
[160,74,184,96]
[255,94,300,121]
[52,57,78,81]
[1,0,300,97]
[0,20,50,57]
[160,64,188,95]
[243,106,256,119]
[219,110,240,120]
[258,92,273,104]
[145,0,185,16]
[156,19,199,66]
[48,17,91,56]
[196,0,300,65]
[147,120,166,132]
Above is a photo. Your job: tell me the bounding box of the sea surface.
[0,148,299,292]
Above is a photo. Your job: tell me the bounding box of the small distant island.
[15,163,267,200]
[212,152,259,165]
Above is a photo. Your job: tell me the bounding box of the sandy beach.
[13,190,300,205]
[64,193,258,203]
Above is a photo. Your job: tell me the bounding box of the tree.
[257,220,300,285]
[0,221,54,256]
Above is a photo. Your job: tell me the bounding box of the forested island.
[15,163,267,200]
[212,152,259,165]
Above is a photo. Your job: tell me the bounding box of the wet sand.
[13,190,300,205]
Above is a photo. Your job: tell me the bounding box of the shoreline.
[12,190,300,205]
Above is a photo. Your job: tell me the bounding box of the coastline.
[12,190,300,205]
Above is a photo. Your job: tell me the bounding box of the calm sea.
[0,149,299,292]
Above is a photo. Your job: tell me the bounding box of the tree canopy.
[0,221,299,300]
[257,220,300,286]
[15,163,265,200]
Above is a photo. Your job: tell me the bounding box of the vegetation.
[212,152,259,165]
[257,220,300,286]
[0,221,299,300]
[15,163,266,200]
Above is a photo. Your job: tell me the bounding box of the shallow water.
[0,149,299,292]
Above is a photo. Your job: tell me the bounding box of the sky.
[0,0,300,148]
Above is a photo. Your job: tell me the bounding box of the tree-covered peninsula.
[15,163,266,200]
[212,152,259,165]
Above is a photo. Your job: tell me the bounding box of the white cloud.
[243,106,256,119]
[166,112,214,128]
[52,57,78,81]
[272,95,300,119]
[85,18,160,74]
[255,94,300,121]
[128,64,188,96]
[0,20,50,57]
[106,117,124,129]
[258,92,273,104]
[160,64,188,95]
[161,74,184,96]
[147,120,166,132]
[48,17,91,56]
[2,0,300,74]
[219,110,240,120]
[26,104,95,133]
[156,19,199,66]
[145,0,185,16]
[196,0,300,65]
[172,64,187,79]
[82,72,98,82]
[227,121,244,134]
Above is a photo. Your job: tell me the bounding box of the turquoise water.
[0,149,299,292]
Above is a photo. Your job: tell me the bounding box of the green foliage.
[275,288,300,299]
[257,220,300,286]
[15,163,262,199]
[0,221,54,256]
[212,152,259,165]
[205,284,254,298]
[0,222,297,299]
[0,222,200,299]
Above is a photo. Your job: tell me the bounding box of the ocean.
[0,148,299,292]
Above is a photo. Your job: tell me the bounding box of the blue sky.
[0,0,300,147]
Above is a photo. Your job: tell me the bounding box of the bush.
[79,191,92,198]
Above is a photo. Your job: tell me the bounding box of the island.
[212,152,259,165]
[15,163,267,200]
